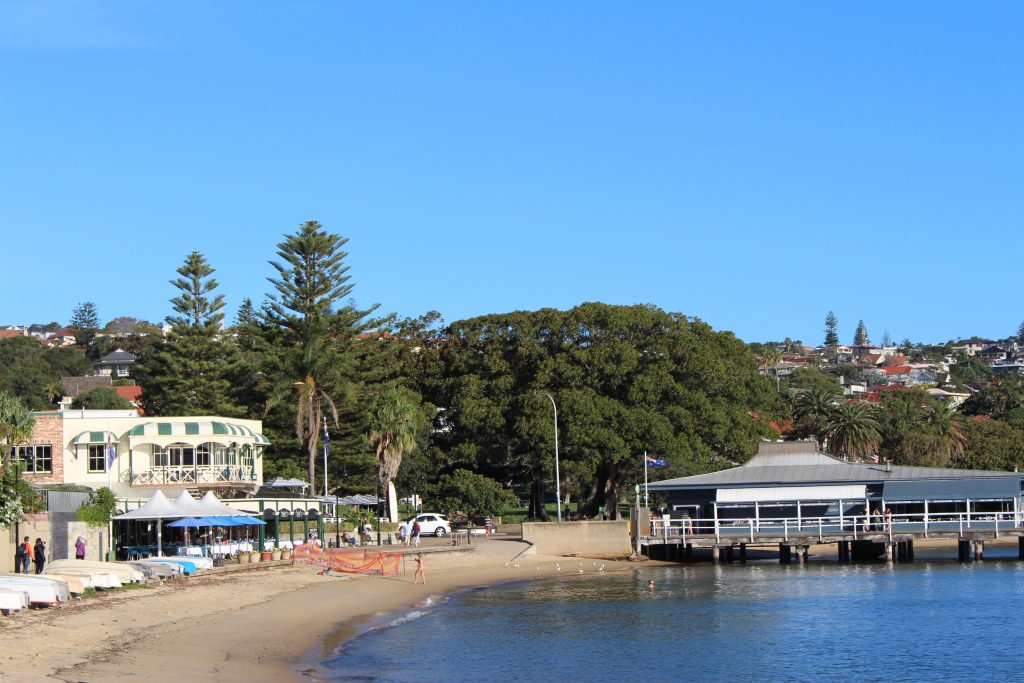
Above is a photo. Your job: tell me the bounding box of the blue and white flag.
[645,455,667,468]
[106,432,116,468]
[323,418,330,456]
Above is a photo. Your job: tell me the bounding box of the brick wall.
[23,412,64,485]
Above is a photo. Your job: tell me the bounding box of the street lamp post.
[532,391,561,523]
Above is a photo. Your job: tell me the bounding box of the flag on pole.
[645,455,667,468]
[106,432,116,468]
[323,418,330,456]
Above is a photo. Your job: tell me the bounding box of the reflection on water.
[326,558,1024,682]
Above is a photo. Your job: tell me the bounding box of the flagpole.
[643,451,649,508]
[322,416,329,498]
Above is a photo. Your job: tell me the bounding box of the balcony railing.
[126,466,258,486]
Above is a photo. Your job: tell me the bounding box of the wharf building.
[644,441,1024,563]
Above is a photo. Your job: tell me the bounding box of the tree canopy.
[139,251,241,417]
[422,303,783,519]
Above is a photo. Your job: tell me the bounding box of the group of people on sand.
[397,521,421,547]
[15,537,47,574]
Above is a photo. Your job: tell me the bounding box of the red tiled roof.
[114,386,143,402]
[884,365,912,375]
[0,330,27,339]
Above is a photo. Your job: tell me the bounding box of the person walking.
[411,521,421,547]
[33,538,46,574]
[413,553,426,584]
[18,536,32,574]
[75,536,87,560]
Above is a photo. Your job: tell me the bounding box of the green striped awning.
[127,421,270,444]
[71,431,119,445]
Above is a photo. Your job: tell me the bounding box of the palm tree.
[923,405,968,466]
[0,392,35,467]
[824,401,881,462]
[294,375,338,494]
[793,388,838,444]
[368,387,423,522]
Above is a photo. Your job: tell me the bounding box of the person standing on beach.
[33,538,46,574]
[17,536,32,573]
[413,553,426,584]
[75,536,87,560]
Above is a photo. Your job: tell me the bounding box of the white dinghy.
[47,559,144,584]
[0,587,30,614]
[0,574,70,605]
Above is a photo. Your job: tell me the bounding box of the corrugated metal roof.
[649,441,1022,491]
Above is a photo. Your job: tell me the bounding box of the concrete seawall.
[521,520,632,557]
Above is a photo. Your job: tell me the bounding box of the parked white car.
[401,513,451,537]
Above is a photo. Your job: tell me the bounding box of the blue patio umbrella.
[167,517,206,527]
[229,515,266,526]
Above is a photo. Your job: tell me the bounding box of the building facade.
[16,409,267,498]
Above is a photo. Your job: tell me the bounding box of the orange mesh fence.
[292,545,402,576]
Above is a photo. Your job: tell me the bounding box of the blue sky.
[2,2,1022,346]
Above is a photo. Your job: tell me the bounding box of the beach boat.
[138,558,199,574]
[122,562,158,579]
[182,555,213,570]
[127,561,179,578]
[0,574,70,605]
[39,571,91,595]
[0,587,30,614]
[47,559,145,584]
[45,568,122,590]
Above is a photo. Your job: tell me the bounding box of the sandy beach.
[0,539,635,682]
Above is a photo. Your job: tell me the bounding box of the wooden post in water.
[838,541,849,562]
[779,544,792,564]
[739,543,747,564]
[711,545,721,565]
[974,541,984,561]
[1018,537,1024,560]
[958,539,971,561]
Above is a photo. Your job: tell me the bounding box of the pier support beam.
[974,541,984,561]
[711,545,720,565]
[885,542,895,563]
[800,546,809,563]
[739,543,747,564]
[779,544,792,564]
[958,540,971,562]
[840,541,851,562]
[1019,537,1024,560]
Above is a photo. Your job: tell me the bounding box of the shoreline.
[1,536,1006,681]
[0,540,635,682]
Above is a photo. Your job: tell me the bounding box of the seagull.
[599,564,605,572]
[577,569,583,574]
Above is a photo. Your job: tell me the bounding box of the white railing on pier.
[647,510,1022,545]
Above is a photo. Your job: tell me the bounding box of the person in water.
[647,579,655,590]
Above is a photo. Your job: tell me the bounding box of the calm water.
[325,554,1024,682]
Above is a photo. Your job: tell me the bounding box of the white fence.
[649,510,1023,544]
